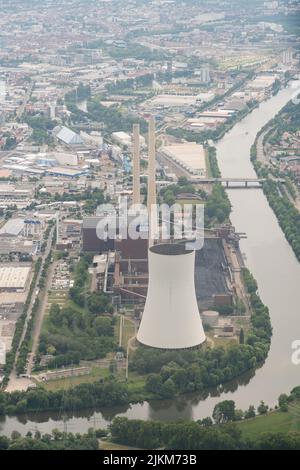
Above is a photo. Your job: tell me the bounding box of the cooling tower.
[137,244,206,349]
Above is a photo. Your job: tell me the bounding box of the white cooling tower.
[137,244,206,349]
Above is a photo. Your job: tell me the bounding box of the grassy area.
[205,149,212,178]
[100,441,142,450]
[122,318,135,349]
[114,315,136,349]
[238,402,300,438]
[36,365,110,391]
[206,331,237,349]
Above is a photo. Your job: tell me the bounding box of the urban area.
[0,0,299,453]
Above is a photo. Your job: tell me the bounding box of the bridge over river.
[193,177,285,188]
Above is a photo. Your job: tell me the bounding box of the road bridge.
[192,177,285,188]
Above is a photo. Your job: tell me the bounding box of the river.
[1,83,300,436]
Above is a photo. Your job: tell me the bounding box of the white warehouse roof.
[0,218,24,236]
[160,143,206,176]
[0,266,31,290]
[54,126,84,145]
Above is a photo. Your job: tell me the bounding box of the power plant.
[134,117,206,350]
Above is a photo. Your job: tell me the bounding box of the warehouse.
[0,218,24,237]
[46,166,88,178]
[53,126,84,145]
[160,143,207,177]
[0,266,31,292]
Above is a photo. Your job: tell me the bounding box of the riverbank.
[249,95,300,262]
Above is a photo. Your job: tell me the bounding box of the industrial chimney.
[137,243,206,349]
[147,116,158,246]
[132,123,140,205]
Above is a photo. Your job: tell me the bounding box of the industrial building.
[82,216,115,253]
[53,125,84,145]
[46,166,88,178]
[0,266,31,292]
[160,143,207,177]
[112,131,145,148]
[0,218,25,237]
[147,94,198,108]
[0,215,43,258]
[56,218,82,250]
[0,184,34,208]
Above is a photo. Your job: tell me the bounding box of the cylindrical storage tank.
[201,310,219,327]
[137,243,206,349]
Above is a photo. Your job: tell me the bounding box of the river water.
[1,83,300,436]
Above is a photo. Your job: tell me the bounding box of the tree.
[239,328,245,344]
[11,431,21,440]
[199,417,213,427]
[160,378,176,398]
[278,394,289,412]
[244,405,256,419]
[213,400,236,424]
[257,401,269,415]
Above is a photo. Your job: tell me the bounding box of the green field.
[114,315,136,349]
[238,402,300,438]
[36,365,110,391]
[100,440,141,450]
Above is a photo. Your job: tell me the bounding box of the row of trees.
[0,379,129,415]
[260,178,300,261]
[1,257,43,386]
[109,416,300,450]
[16,244,54,375]
[0,430,99,450]
[69,255,113,313]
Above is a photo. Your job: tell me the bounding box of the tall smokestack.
[147,116,157,246]
[132,123,140,205]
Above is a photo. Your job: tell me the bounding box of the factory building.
[82,216,115,253]
[46,167,88,178]
[112,131,145,148]
[160,143,207,177]
[0,218,25,237]
[53,126,84,145]
[0,266,31,292]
